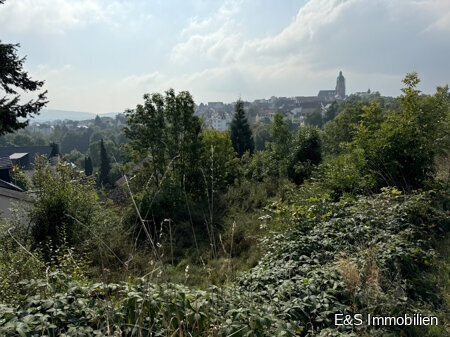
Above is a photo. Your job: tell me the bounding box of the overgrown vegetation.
[0,73,449,336]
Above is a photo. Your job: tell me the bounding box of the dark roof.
[300,101,322,109]
[0,179,24,192]
[296,96,323,103]
[0,146,54,158]
[317,90,336,98]
[0,146,56,169]
[0,157,13,170]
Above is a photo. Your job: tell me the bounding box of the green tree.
[350,73,449,191]
[61,129,91,153]
[323,101,338,124]
[252,122,272,151]
[269,113,292,164]
[123,89,204,242]
[12,133,33,146]
[322,104,365,155]
[287,126,322,185]
[84,156,93,176]
[88,139,118,167]
[94,115,103,128]
[11,165,28,190]
[124,89,202,189]
[200,129,239,192]
[30,157,97,250]
[0,31,47,135]
[322,95,400,156]
[305,109,323,128]
[99,138,111,186]
[230,99,254,157]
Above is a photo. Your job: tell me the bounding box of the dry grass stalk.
[335,257,361,295]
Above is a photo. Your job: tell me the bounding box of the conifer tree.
[230,99,254,157]
[84,156,93,176]
[0,13,47,136]
[99,139,110,186]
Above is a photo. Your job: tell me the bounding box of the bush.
[30,157,98,251]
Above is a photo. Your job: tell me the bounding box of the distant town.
[30,72,380,132]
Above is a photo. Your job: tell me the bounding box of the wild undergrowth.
[1,189,448,336]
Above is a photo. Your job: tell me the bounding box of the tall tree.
[230,99,254,157]
[124,89,202,189]
[0,15,47,135]
[94,115,103,128]
[270,113,292,162]
[99,138,111,186]
[305,109,323,128]
[123,89,204,239]
[351,72,449,191]
[288,126,322,185]
[84,156,93,176]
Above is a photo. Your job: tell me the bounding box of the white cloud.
[170,0,243,65]
[120,72,163,87]
[166,0,450,101]
[418,0,450,33]
[18,0,449,112]
[0,0,130,34]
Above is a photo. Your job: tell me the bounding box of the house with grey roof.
[0,156,30,218]
[0,145,58,219]
[0,145,59,170]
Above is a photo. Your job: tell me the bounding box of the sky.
[1,0,449,113]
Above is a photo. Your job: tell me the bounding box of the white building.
[211,115,232,131]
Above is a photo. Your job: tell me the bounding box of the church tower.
[335,71,345,98]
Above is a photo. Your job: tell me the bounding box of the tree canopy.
[99,138,111,186]
[0,38,47,135]
[230,99,254,157]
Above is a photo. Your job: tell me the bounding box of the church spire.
[336,71,345,98]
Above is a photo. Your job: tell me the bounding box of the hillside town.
[196,71,377,130]
[25,72,378,132]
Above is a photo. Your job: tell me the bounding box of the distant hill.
[31,109,120,122]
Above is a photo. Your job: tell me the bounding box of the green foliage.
[99,138,111,186]
[230,99,254,157]
[2,190,448,336]
[305,109,323,128]
[0,39,47,136]
[323,148,376,198]
[0,275,294,336]
[320,73,449,196]
[287,126,322,185]
[351,73,449,191]
[322,103,365,155]
[322,95,399,155]
[61,129,92,154]
[252,122,273,151]
[84,156,93,176]
[241,150,279,181]
[238,190,449,336]
[124,89,202,190]
[123,89,208,252]
[11,165,28,190]
[87,138,118,168]
[268,113,293,175]
[94,114,103,127]
[30,157,98,250]
[200,129,239,192]
[2,73,449,337]
[0,228,45,305]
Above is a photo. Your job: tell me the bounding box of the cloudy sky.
[1,0,449,113]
